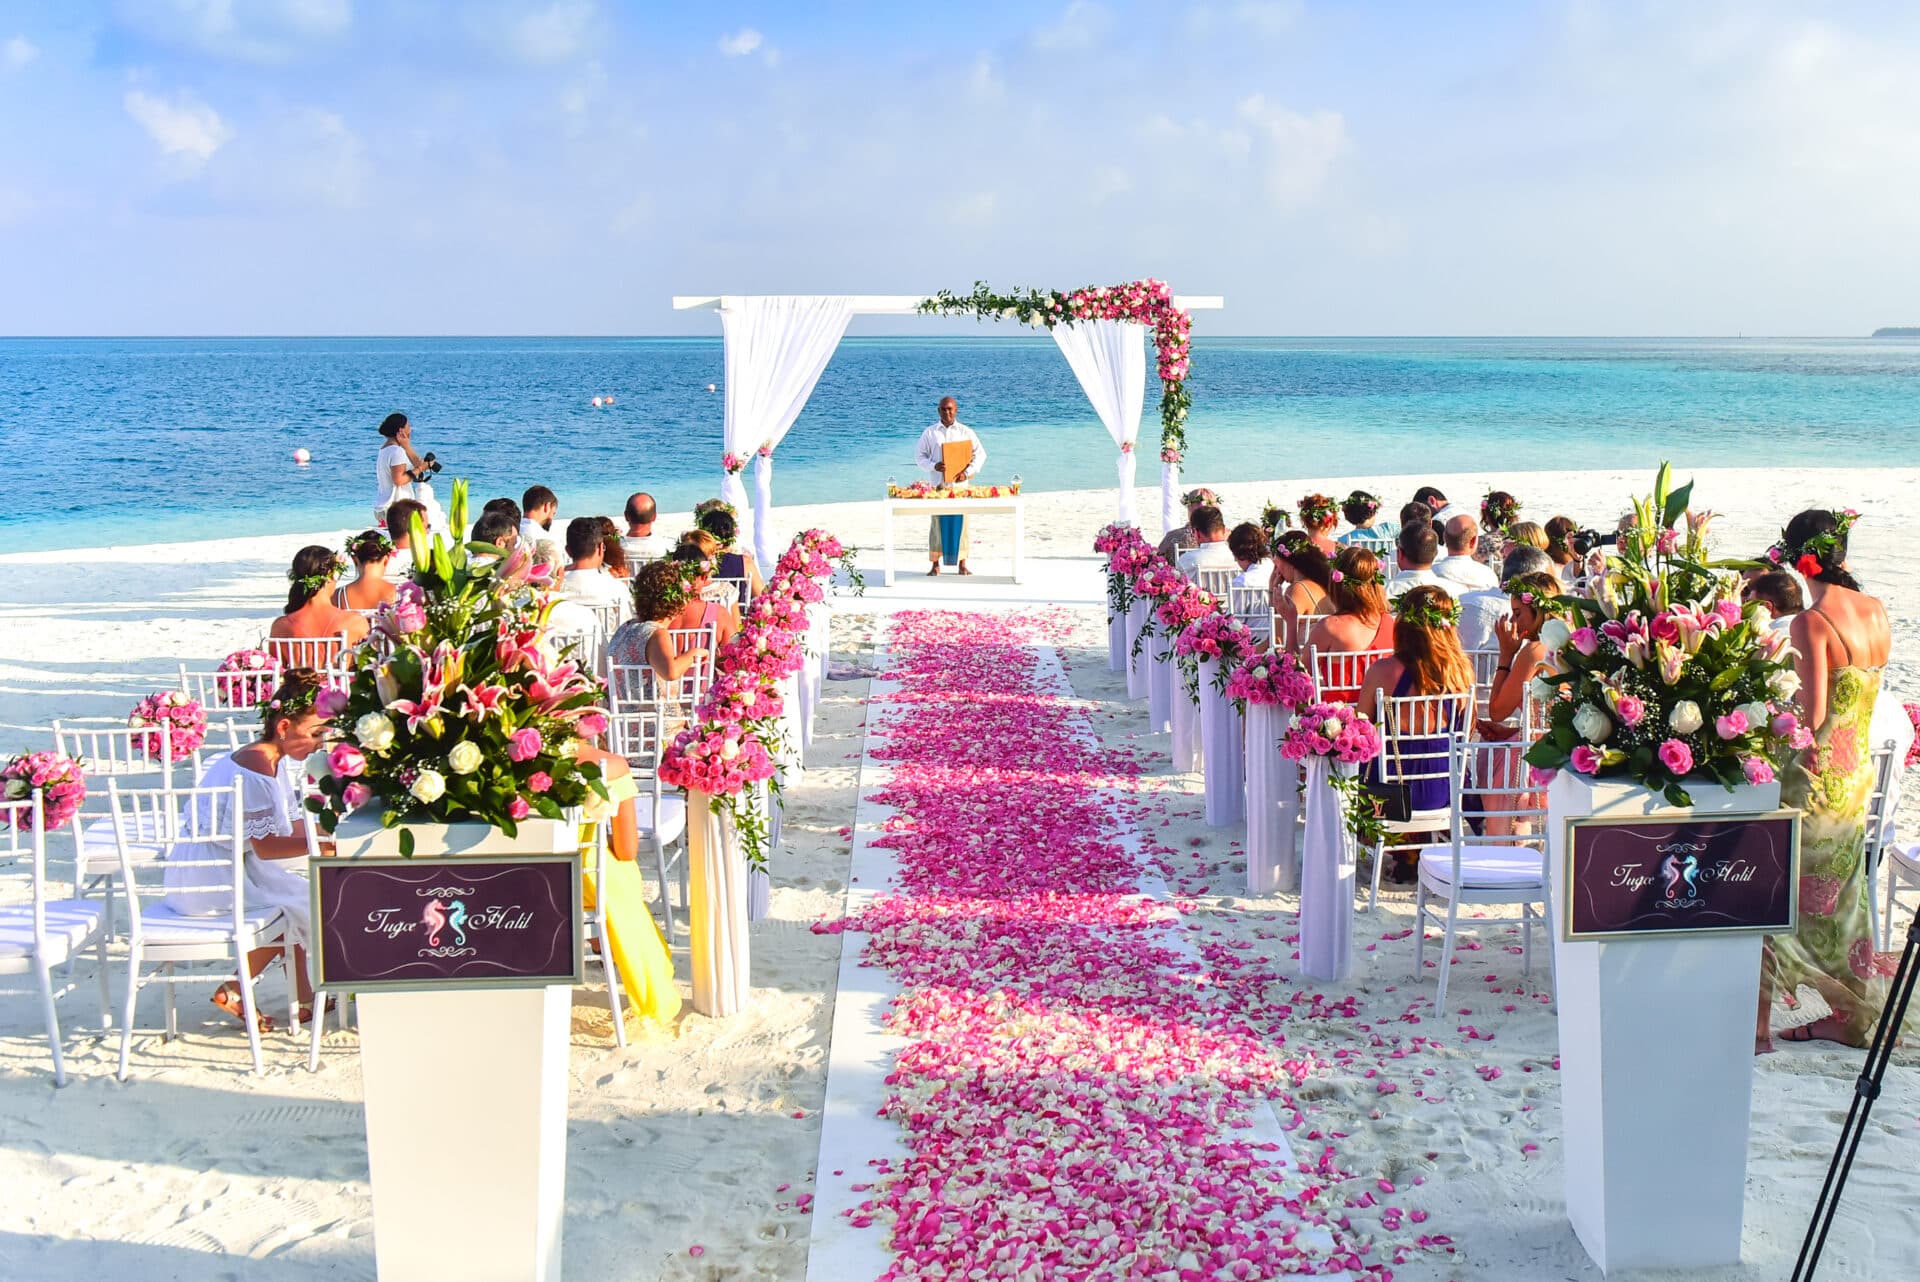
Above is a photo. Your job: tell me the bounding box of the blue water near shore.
[3,335,1918,552]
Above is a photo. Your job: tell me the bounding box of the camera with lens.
[1568,528,1616,557]
[411,452,443,482]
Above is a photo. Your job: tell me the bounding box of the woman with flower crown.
[270,545,370,650]
[1297,493,1341,558]
[163,669,331,1030]
[1266,532,1333,652]
[1760,509,1905,1049]
[1476,571,1560,836]
[335,530,398,612]
[1305,546,1395,674]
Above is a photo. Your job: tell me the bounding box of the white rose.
[1769,669,1801,699]
[355,712,396,752]
[1737,701,1770,729]
[1321,717,1345,737]
[720,740,740,760]
[1252,665,1269,680]
[1747,604,1773,633]
[1572,703,1612,743]
[581,789,616,821]
[740,691,756,708]
[409,769,446,803]
[447,740,483,775]
[1529,677,1555,704]
[1539,618,1572,651]
[1668,699,1704,735]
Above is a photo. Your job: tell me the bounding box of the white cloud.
[508,0,595,63]
[967,54,1003,102]
[3,34,37,69]
[1236,94,1348,208]
[1233,1,1302,38]
[1032,1,1108,51]
[719,28,763,57]
[117,0,352,64]
[124,88,234,163]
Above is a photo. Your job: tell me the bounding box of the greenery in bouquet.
[1280,702,1388,845]
[1095,523,1152,616]
[1523,464,1809,806]
[1172,607,1254,702]
[306,480,610,853]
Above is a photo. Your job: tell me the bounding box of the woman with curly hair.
[606,559,713,684]
[1297,492,1341,557]
[336,529,398,611]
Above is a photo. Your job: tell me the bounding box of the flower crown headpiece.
[1329,567,1387,586]
[694,498,737,522]
[1481,491,1522,528]
[1181,488,1218,508]
[1260,502,1291,533]
[288,555,346,595]
[259,676,320,726]
[1767,508,1859,578]
[1392,592,1463,629]
[345,530,394,561]
[1297,493,1338,527]
[1343,490,1380,520]
[1270,530,1311,559]
[1500,575,1566,613]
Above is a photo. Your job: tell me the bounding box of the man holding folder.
[914,395,986,575]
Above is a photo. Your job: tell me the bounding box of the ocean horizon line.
[3,332,1913,342]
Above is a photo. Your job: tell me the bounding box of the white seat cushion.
[1384,807,1453,833]
[136,902,284,946]
[0,900,105,963]
[77,813,168,874]
[1890,842,1920,877]
[1421,851,1544,891]
[637,794,687,846]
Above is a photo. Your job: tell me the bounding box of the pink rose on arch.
[341,781,373,810]
[1569,626,1599,657]
[1715,710,1749,740]
[327,743,367,778]
[507,728,544,762]
[314,687,349,719]
[1570,745,1603,775]
[527,771,553,793]
[1800,874,1843,917]
[507,796,532,821]
[1657,738,1694,776]
[1742,757,1775,786]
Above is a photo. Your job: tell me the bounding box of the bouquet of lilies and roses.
[1282,701,1387,843]
[1,751,88,830]
[1224,650,1316,714]
[1524,464,1809,805]
[129,691,208,762]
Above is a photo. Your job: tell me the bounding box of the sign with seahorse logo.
[311,855,582,990]
[1563,811,1800,940]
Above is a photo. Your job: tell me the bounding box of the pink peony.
[1742,757,1775,785]
[1715,710,1749,740]
[1570,745,1603,775]
[507,728,544,762]
[527,771,553,793]
[1657,738,1694,776]
[328,743,367,778]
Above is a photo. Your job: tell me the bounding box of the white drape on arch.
[1051,319,1145,527]
[719,296,856,568]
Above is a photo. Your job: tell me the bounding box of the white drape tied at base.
[1125,601,1150,700]
[1052,319,1146,527]
[1244,704,1301,894]
[1197,660,1244,827]
[1298,758,1356,982]
[1169,666,1202,774]
[688,792,751,1016]
[799,602,830,751]
[719,296,856,565]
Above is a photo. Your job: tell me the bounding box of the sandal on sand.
[212,984,276,1034]
[295,997,337,1026]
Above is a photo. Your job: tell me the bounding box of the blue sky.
[3,1,1918,335]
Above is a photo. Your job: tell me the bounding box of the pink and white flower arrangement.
[128,691,208,762]
[1282,701,1388,843]
[1,751,88,831]
[1223,650,1315,712]
[214,648,281,708]
[1172,608,1254,699]
[722,451,749,475]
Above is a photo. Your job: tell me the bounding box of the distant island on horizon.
[1872,326,1920,337]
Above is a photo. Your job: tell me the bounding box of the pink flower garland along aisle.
[820,610,1451,1279]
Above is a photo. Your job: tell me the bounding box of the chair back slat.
[1865,742,1900,874]
[0,794,50,936]
[712,577,752,610]
[263,633,352,676]
[665,626,718,706]
[1305,646,1391,703]
[107,779,249,935]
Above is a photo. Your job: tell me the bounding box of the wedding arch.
[671,283,1223,567]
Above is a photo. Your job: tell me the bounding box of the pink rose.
[1715,711,1749,740]
[1528,766,1559,787]
[1570,627,1599,657]
[1650,612,1680,644]
[342,781,373,809]
[1614,695,1646,728]
[1742,757,1775,785]
[507,728,544,762]
[314,687,349,719]
[507,796,531,821]
[328,743,367,778]
[1657,738,1694,776]
[1570,745,1602,775]
[1713,599,1742,628]
[1771,711,1798,736]
[528,771,553,793]
[576,712,608,739]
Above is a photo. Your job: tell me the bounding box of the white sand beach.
[2,465,1917,1280]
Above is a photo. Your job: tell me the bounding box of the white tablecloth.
[1198,659,1244,827]
[1298,757,1356,982]
[1244,703,1300,893]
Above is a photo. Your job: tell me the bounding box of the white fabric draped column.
[1298,758,1356,983]
[1161,459,1180,536]
[1125,600,1150,700]
[1147,637,1173,734]
[1198,660,1244,826]
[1107,593,1127,672]
[718,296,856,564]
[688,792,750,1016]
[776,671,804,797]
[1244,704,1301,894]
[1052,320,1146,527]
[1170,669,1202,773]
[800,602,829,751]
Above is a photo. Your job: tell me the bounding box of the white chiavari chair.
[586,601,627,639]
[178,664,277,751]
[52,720,178,935]
[712,576,752,611]
[603,681,690,939]
[1304,646,1391,704]
[1349,533,1396,558]
[1195,567,1237,601]
[1855,742,1901,948]
[1465,647,1504,720]
[264,632,351,673]
[579,821,630,1046]
[301,810,355,1072]
[1416,733,1553,1010]
[0,793,111,1086]
[665,625,719,711]
[108,779,291,1078]
[1365,690,1475,911]
[1227,585,1272,645]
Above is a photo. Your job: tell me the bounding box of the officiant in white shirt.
[914,396,985,576]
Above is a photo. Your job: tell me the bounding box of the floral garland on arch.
[917,279,1194,464]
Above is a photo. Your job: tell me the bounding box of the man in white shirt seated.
[1458,547,1553,650]
[557,517,626,610]
[1176,506,1236,579]
[1388,521,1445,598]
[520,484,557,551]
[1414,484,1464,531]
[1434,514,1498,591]
[383,497,425,578]
[620,491,666,564]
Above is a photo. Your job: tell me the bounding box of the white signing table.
[880,494,1026,586]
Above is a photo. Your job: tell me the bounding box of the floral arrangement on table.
[1224,649,1316,715]
[1481,490,1522,531]
[1,751,88,831]
[215,648,282,708]
[128,691,208,762]
[1281,701,1387,843]
[886,480,1021,500]
[1173,608,1255,700]
[306,481,612,854]
[722,452,749,476]
[918,279,1194,463]
[1524,464,1809,806]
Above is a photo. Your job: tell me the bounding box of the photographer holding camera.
[374,412,442,529]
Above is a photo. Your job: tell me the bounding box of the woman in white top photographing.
[375,412,438,527]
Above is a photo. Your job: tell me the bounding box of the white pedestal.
[1243,704,1300,894]
[1107,604,1127,673]
[1298,757,1355,982]
[358,987,570,1282]
[747,866,772,922]
[1548,774,1778,1274]
[1169,666,1202,774]
[689,790,750,1017]
[1125,601,1150,700]
[1198,660,1245,827]
[1146,639,1173,734]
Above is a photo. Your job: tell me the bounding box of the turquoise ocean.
[3,336,1917,552]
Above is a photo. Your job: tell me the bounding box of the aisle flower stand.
[1125,600,1150,700]
[1108,604,1127,673]
[1243,704,1300,893]
[1297,758,1356,982]
[1197,658,1244,826]
[688,791,751,1017]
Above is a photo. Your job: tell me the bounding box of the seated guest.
[1414,484,1463,529]
[668,543,740,645]
[520,485,558,550]
[1743,570,1804,630]
[470,508,520,553]
[482,496,523,527]
[696,502,768,599]
[1399,500,1433,535]
[1268,533,1334,651]
[383,497,425,577]
[1435,514,1499,590]
[1338,490,1396,544]
[1157,488,1218,561]
[558,517,627,609]
[337,529,398,611]
[1388,521,1444,597]
[607,560,714,687]
[270,546,370,648]
[1543,515,1582,585]
[1502,520,1549,558]
[1227,522,1271,590]
[621,492,667,564]
[1306,546,1395,659]
[1176,505,1236,577]
[1458,546,1554,651]
[1477,571,1563,835]
[677,529,739,607]
[1297,493,1341,557]
[596,516,632,580]
[530,540,595,637]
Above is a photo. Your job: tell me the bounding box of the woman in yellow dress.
[577,743,682,1027]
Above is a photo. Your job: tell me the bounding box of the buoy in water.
[604,396,615,405]
[292,448,311,465]
[591,396,604,408]
[707,383,717,392]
